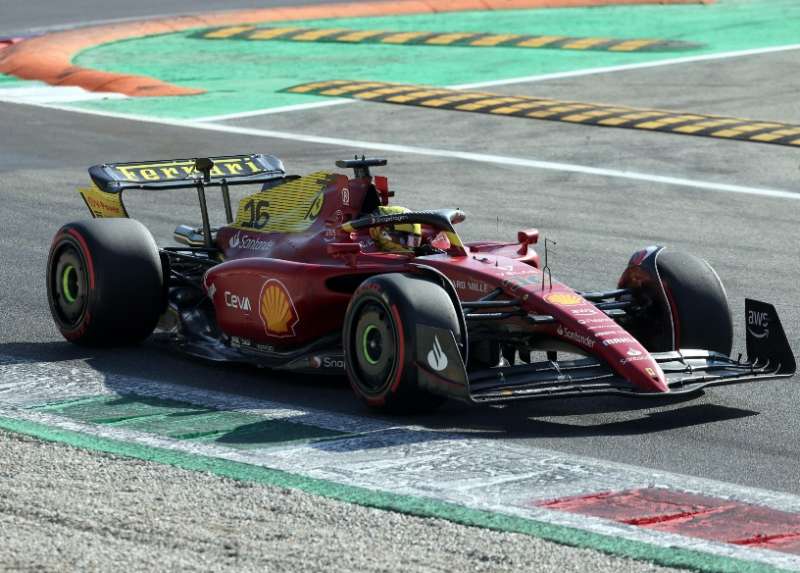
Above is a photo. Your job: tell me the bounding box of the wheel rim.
[61,265,79,303]
[352,301,397,393]
[51,245,88,327]
[361,324,382,365]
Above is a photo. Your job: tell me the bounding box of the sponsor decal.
[108,156,264,183]
[309,356,345,369]
[747,309,770,339]
[341,187,350,206]
[646,367,658,377]
[224,291,252,311]
[546,292,583,306]
[556,325,595,349]
[593,330,626,337]
[228,231,275,251]
[230,336,275,354]
[620,355,651,365]
[453,279,491,294]
[427,336,449,372]
[626,347,643,357]
[577,317,612,325]
[570,308,598,317]
[602,337,637,347]
[206,282,217,299]
[258,279,299,337]
[501,273,541,292]
[306,192,324,220]
[78,186,127,218]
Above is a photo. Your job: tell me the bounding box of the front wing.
[415,299,796,404]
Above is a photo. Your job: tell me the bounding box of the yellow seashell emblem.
[259,279,299,337]
[544,292,583,306]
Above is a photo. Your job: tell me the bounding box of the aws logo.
[747,309,770,339]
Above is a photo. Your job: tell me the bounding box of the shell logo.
[259,279,299,337]
[544,292,583,306]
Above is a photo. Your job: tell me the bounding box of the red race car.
[47,155,796,412]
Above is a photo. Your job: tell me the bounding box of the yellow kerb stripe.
[562,38,610,50]
[470,34,520,46]
[292,28,347,41]
[381,32,429,44]
[425,33,475,45]
[609,39,657,52]
[387,90,450,103]
[635,116,701,129]
[249,27,301,40]
[205,26,256,39]
[515,36,565,48]
[356,86,420,99]
[287,80,349,93]
[320,82,386,96]
[456,97,524,111]
[419,94,483,107]
[336,30,385,42]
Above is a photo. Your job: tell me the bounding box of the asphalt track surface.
[1,0,799,570]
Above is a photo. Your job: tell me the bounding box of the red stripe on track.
[538,488,800,555]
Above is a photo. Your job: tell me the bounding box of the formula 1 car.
[47,154,796,412]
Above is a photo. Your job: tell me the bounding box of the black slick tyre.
[47,219,165,346]
[343,273,458,413]
[655,250,733,355]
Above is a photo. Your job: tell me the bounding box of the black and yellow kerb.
[285,80,800,148]
[196,26,701,53]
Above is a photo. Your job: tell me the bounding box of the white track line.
[5,98,798,202]
[193,42,800,122]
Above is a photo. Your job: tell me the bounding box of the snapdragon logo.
[427,336,448,372]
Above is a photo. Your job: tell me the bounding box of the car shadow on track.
[0,341,760,442]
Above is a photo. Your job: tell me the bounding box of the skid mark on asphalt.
[195,26,702,52]
[286,80,800,149]
[3,353,800,571]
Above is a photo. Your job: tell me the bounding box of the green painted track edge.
[0,414,789,573]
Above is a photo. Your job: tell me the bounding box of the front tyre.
[47,219,165,346]
[344,274,459,413]
[620,249,733,355]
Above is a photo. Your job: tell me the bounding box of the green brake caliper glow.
[362,324,380,365]
[62,265,78,303]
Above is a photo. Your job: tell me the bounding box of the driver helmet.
[369,206,422,252]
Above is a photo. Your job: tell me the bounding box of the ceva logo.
[225,291,252,311]
[427,336,448,372]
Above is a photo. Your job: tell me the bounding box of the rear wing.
[88,154,285,192]
[80,154,287,248]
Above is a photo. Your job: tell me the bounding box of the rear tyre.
[344,274,457,413]
[622,250,733,355]
[47,219,165,346]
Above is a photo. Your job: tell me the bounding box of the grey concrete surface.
[0,430,676,573]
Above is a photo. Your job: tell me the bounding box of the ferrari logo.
[259,279,299,337]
